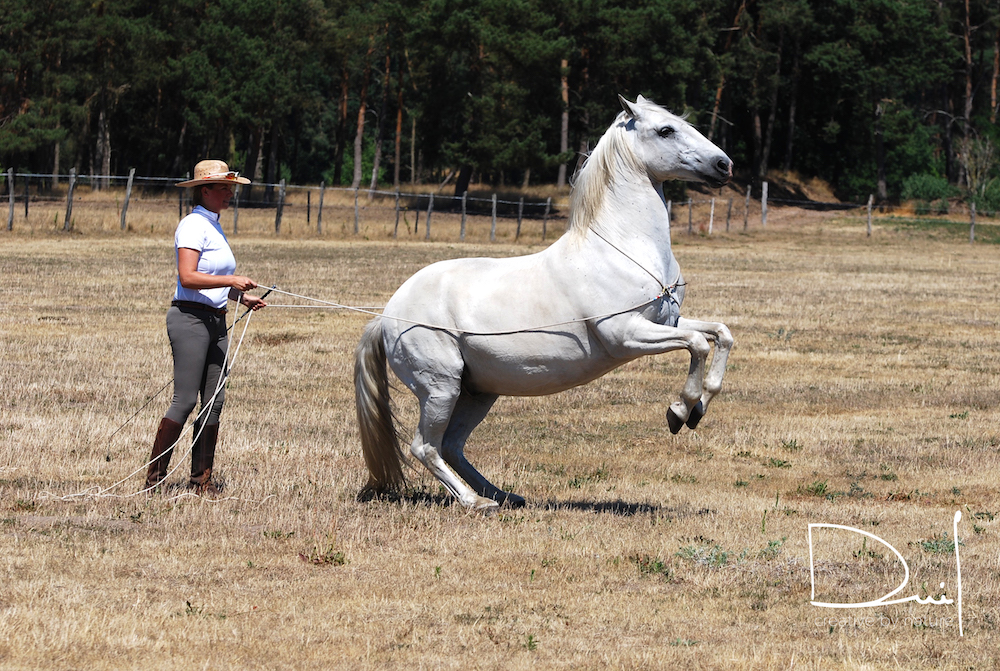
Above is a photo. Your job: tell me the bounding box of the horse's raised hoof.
[472,496,501,516]
[666,407,685,434]
[685,402,705,430]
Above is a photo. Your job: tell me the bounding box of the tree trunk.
[52,129,60,187]
[333,65,350,185]
[241,125,262,205]
[394,87,403,188]
[96,102,111,190]
[963,0,974,132]
[454,164,472,197]
[874,101,888,202]
[352,40,375,190]
[783,41,801,172]
[751,108,763,193]
[992,24,999,123]
[759,30,784,180]
[265,124,279,203]
[557,58,569,188]
[709,1,746,141]
[369,52,391,195]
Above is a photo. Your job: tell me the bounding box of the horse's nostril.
[717,158,731,174]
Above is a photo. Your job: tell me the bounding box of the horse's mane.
[567,111,646,237]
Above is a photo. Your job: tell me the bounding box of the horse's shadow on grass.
[364,488,713,519]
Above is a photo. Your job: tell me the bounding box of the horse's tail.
[354,318,406,498]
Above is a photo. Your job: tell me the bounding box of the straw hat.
[176,159,251,187]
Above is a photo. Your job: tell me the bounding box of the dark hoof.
[500,492,526,509]
[666,407,684,434]
[685,402,705,430]
[357,485,391,503]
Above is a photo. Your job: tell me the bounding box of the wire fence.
[2,169,993,243]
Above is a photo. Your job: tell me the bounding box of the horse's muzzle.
[706,156,733,187]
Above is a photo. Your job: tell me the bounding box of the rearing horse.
[355,95,733,512]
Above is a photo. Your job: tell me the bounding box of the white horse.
[355,95,733,512]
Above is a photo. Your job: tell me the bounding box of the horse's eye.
[658,126,675,138]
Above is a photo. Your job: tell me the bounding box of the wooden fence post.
[275,179,286,234]
[970,201,976,243]
[542,197,551,241]
[120,167,135,230]
[354,187,360,234]
[516,197,524,240]
[6,168,13,231]
[460,190,467,241]
[744,189,750,231]
[490,193,497,241]
[306,191,311,225]
[64,168,76,231]
[393,189,400,238]
[761,181,768,228]
[866,194,873,237]
[667,200,672,227]
[687,198,693,234]
[317,181,325,234]
[425,193,434,239]
[23,173,29,219]
[178,172,186,219]
[709,198,715,235]
[233,185,240,234]
[726,198,733,232]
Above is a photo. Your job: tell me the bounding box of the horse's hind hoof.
[500,492,526,509]
[685,402,705,430]
[666,407,684,434]
[357,484,394,503]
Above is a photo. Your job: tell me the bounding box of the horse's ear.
[618,94,638,118]
[636,94,648,104]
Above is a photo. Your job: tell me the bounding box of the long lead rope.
[263,282,680,336]
[41,302,262,503]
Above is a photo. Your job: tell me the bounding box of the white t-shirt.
[173,206,236,309]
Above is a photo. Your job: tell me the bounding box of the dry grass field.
[2,196,1000,669]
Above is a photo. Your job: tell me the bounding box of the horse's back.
[381,250,643,396]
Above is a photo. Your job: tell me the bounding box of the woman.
[144,159,267,496]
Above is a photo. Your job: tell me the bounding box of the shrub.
[975,178,1000,212]
[901,174,955,202]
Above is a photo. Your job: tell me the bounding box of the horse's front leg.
[675,317,733,430]
[594,316,711,434]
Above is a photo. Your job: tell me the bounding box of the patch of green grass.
[758,537,786,561]
[912,532,962,555]
[781,439,802,452]
[299,539,347,566]
[799,480,828,496]
[568,465,609,489]
[676,543,745,568]
[13,499,36,512]
[890,217,1000,244]
[629,553,673,580]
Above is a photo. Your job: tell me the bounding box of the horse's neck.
[593,177,674,256]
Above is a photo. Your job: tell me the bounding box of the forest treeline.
[4,0,1000,205]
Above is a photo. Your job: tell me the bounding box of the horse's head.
[618,95,732,188]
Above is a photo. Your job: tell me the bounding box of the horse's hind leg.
[674,317,733,429]
[410,382,501,513]
[442,389,525,508]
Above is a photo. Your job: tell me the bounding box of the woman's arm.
[177,247,258,292]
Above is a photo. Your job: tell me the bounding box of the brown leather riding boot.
[144,417,184,490]
[190,423,220,497]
